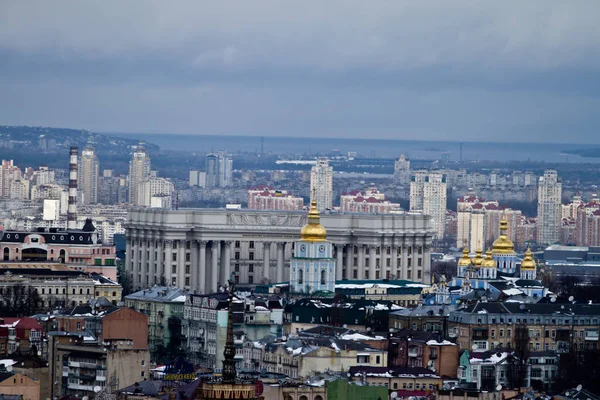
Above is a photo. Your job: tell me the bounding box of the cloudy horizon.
[1,1,599,143]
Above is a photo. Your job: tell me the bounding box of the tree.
[0,284,42,316]
[117,260,133,296]
[507,323,529,389]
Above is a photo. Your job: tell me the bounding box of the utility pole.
[459,142,464,163]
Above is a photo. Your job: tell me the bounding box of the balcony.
[472,328,489,340]
[585,331,599,341]
[67,383,96,391]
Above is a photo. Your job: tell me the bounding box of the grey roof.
[125,286,186,303]
[390,304,458,317]
[118,380,164,395]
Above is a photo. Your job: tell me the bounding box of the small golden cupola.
[482,249,496,268]
[492,216,515,255]
[472,248,484,267]
[300,199,327,242]
[520,248,536,270]
[457,248,472,266]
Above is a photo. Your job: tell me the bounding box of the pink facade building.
[247,186,304,211]
[575,201,600,246]
[340,186,401,214]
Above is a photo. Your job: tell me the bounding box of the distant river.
[102,132,600,163]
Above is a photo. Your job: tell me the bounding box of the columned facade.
[126,209,434,293]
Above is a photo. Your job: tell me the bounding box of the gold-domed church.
[445,214,546,301]
[290,199,336,294]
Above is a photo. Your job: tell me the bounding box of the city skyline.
[1,1,600,143]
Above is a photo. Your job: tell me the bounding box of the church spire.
[221,280,237,384]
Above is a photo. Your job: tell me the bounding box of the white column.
[191,240,199,293]
[423,238,432,284]
[263,242,272,283]
[392,245,399,279]
[223,241,232,283]
[345,246,353,280]
[163,240,172,285]
[178,240,186,288]
[401,240,409,280]
[211,241,219,292]
[199,241,207,293]
[368,245,377,280]
[335,244,344,281]
[132,236,140,288]
[358,245,366,280]
[276,242,285,283]
[148,235,156,285]
[140,234,148,288]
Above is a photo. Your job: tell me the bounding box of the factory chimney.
[68,147,78,230]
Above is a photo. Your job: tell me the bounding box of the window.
[249,241,255,249]
[172,253,177,262]
[500,329,504,337]
[235,241,240,248]
[235,264,240,272]
[172,266,177,274]
[299,270,304,284]
[185,265,190,274]
[249,252,254,260]
[185,277,190,286]
[235,252,240,260]
[320,270,326,285]
[186,253,191,262]
[248,276,254,284]
[507,329,512,338]
[249,265,254,273]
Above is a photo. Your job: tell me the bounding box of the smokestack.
[68,147,78,230]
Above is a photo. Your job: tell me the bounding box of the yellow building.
[0,372,40,400]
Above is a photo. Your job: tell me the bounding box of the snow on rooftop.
[341,333,384,341]
[172,295,187,302]
[426,340,456,346]
[0,360,16,368]
[503,288,524,296]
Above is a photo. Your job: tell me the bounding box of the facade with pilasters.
[125,208,434,293]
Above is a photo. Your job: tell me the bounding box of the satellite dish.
[94,386,102,393]
[391,392,399,399]
[343,324,347,329]
[496,384,502,391]
[576,384,583,392]
[569,296,575,302]
[519,304,526,310]
[471,344,479,351]
[551,297,557,303]
[561,305,565,309]
[82,397,89,400]
[6,365,12,372]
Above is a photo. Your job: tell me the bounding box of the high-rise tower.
[205,152,232,188]
[68,147,78,230]
[310,158,333,211]
[79,145,99,205]
[537,169,562,245]
[410,171,447,239]
[128,143,151,206]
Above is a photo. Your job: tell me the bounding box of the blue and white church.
[290,199,336,294]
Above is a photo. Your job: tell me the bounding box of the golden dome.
[492,216,515,255]
[520,248,536,270]
[472,248,484,267]
[457,247,472,266]
[482,249,496,268]
[300,199,327,242]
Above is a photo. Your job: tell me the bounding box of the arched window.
[3,247,9,261]
[59,249,66,263]
[298,269,303,284]
[320,269,326,285]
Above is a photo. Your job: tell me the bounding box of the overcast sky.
[1,1,599,143]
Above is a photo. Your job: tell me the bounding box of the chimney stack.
[68,147,78,230]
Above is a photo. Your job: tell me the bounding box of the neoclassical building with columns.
[125,208,434,293]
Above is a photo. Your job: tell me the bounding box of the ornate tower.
[492,216,517,275]
[290,199,336,294]
[520,248,537,280]
[481,249,497,279]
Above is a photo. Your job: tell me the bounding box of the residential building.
[290,199,335,293]
[389,304,458,335]
[128,144,151,206]
[260,337,388,379]
[0,372,39,400]
[388,330,458,378]
[537,170,562,245]
[449,302,600,353]
[576,200,600,246]
[411,171,447,239]
[188,169,206,188]
[205,152,232,188]
[247,186,303,211]
[9,179,29,200]
[124,287,185,361]
[310,158,333,211]
[0,160,22,199]
[181,292,283,369]
[340,186,401,214]
[139,177,174,208]
[0,318,43,356]
[347,366,441,392]
[393,154,411,185]
[528,351,559,391]
[50,306,149,398]
[78,146,99,205]
[125,208,434,292]
[336,280,425,307]
[458,350,513,391]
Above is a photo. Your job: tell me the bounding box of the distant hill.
[0,125,160,155]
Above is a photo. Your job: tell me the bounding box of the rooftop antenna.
[260,136,264,157]
[459,142,464,163]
